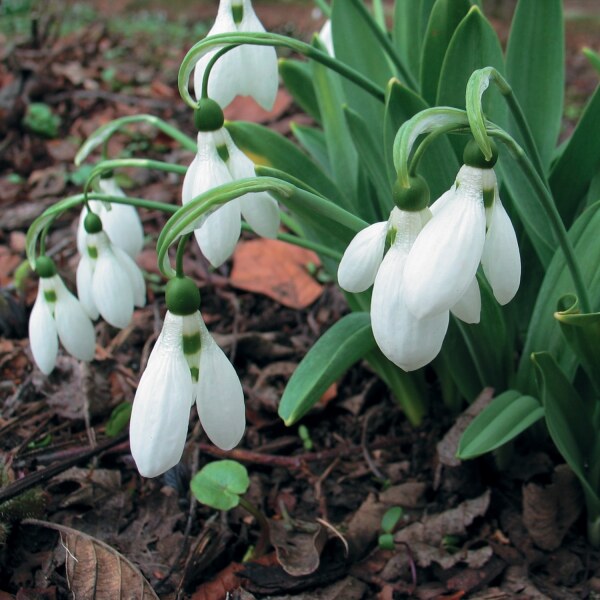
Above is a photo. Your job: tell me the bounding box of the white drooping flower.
[77,225,146,329]
[29,259,96,375]
[403,164,520,320]
[76,177,144,259]
[337,206,477,372]
[193,0,278,110]
[130,295,246,478]
[183,127,280,267]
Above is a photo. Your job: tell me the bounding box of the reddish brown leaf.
[230,239,323,309]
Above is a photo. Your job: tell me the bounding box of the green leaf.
[393,0,436,81]
[555,294,600,395]
[344,105,392,219]
[226,120,350,212]
[532,352,599,511]
[506,0,564,169]
[384,80,458,200]
[437,6,506,132]
[23,103,61,138]
[279,313,376,425]
[381,507,404,533]
[457,390,544,459]
[518,202,600,392]
[331,0,392,136]
[420,0,472,105]
[549,84,600,226]
[583,47,600,75]
[279,59,321,124]
[290,124,330,174]
[190,460,250,511]
[106,402,133,437]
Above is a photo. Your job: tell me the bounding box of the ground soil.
[0,2,599,599]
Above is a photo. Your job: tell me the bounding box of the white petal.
[29,284,58,375]
[450,277,481,324]
[318,19,334,56]
[195,200,241,267]
[92,236,135,328]
[429,187,455,216]
[112,246,146,308]
[54,278,96,361]
[100,204,144,259]
[238,2,278,111]
[130,312,192,477]
[196,317,245,450]
[76,254,99,320]
[404,169,486,318]
[482,194,521,305]
[371,245,449,372]
[337,221,387,293]
[193,9,241,108]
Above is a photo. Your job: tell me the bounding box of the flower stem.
[201,45,235,100]
[238,497,270,557]
[490,128,592,314]
[179,32,386,109]
[175,233,192,278]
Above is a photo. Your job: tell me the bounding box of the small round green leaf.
[381,506,404,534]
[190,460,250,511]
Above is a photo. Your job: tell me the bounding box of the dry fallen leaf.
[230,239,323,309]
[23,519,159,600]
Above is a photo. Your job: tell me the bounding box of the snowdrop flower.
[193,0,278,110]
[318,19,334,56]
[130,277,245,478]
[338,176,477,371]
[182,100,280,267]
[29,256,96,375]
[76,175,144,259]
[403,140,520,319]
[77,212,146,329]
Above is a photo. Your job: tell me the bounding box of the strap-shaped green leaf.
[518,201,600,391]
[532,352,600,515]
[420,0,472,105]
[279,59,321,124]
[393,0,436,82]
[506,0,564,170]
[457,390,544,459]
[555,294,600,396]
[437,6,506,132]
[290,124,330,174]
[550,84,600,226]
[279,313,376,425]
[584,47,600,75]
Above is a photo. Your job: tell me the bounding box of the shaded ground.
[1,1,600,599]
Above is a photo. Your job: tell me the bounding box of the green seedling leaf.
[68,164,94,187]
[106,402,133,437]
[378,533,395,551]
[190,460,250,511]
[506,0,564,169]
[458,390,544,459]
[279,312,376,425]
[381,506,404,534]
[23,103,61,138]
[555,294,600,395]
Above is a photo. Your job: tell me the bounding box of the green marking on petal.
[483,188,495,208]
[183,332,201,355]
[87,246,98,259]
[190,366,199,382]
[44,290,57,303]
[385,227,397,252]
[232,3,244,24]
[217,144,230,163]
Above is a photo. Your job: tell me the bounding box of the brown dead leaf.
[522,464,583,551]
[224,89,292,124]
[48,467,121,509]
[230,239,323,309]
[27,167,66,200]
[269,517,328,576]
[23,519,159,600]
[0,246,21,286]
